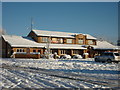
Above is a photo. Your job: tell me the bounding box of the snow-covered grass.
[0,58,119,88]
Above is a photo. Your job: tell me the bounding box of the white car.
[72,55,83,59]
[60,55,71,59]
[94,52,120,63]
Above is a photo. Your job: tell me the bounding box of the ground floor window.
[60,50,66,54]
[16,49,25,52]
[33,50,36,52]
[38,50,41,52]
[73,50,79,54]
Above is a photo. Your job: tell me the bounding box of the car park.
[94,52,120,63]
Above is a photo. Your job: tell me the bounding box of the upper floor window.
[42,37,48,42]
[78,39,83,44]
[51,38,63,44]
[66,39,72,43]
[51,38,58,43]
[88,40,94,45]
[58,38,63,43]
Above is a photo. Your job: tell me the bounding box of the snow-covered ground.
[0,58,119,88]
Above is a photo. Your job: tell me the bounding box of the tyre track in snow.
[2,68,75,88]
[2,68,81,88]
[8,70,49,88]
[34,76,79,88]
[1,70,22,88]
[2,68,79,88]
[1,64,119,88]
[1,69,47,88]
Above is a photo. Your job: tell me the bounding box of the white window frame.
[78,39,83,44]
[66,39,72,43]
[58,38,63,43]
[88,40,94,45]
[42,37,48,42]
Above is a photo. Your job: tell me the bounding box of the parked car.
[72,55,83,59]
[60,55,71,59]
[94,52,120,63]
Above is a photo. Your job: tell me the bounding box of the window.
[38,50,41,52]
[60,50,66,54]
[73,50,79,54]
[88,40,93,45]
[66,39,72,43]
[51,38,58,43]
[42,37,48,42]
[114,53,120,56]
[20,49,22,52]
[58,38,63,43]
[17,49,20,52]
[51,38,63,44]
[102,53,113,56]
[16,49,24,52]
[78,40,83,44]
[33,50,36,52]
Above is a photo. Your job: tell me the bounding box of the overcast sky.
[2,2,118,44]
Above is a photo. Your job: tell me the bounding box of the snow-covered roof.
[32,29,97,39]
[2,35,45,48]
[2,35,86,49]
[32,29,75,38]
[93,41,118,50]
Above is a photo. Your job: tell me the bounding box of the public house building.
[2,29,118,59]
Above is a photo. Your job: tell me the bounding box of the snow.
[2,35,45,48]
[32,29,97,39]
[0,58,119,88]
[93,41,117,50]
[32,29,76,38]
[3,34,117,50]
[2,35,86,49]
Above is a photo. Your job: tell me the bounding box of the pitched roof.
[32,29,97,39]
[93,40,118,50]
[2,35,86,49]
[2,35,45,48]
